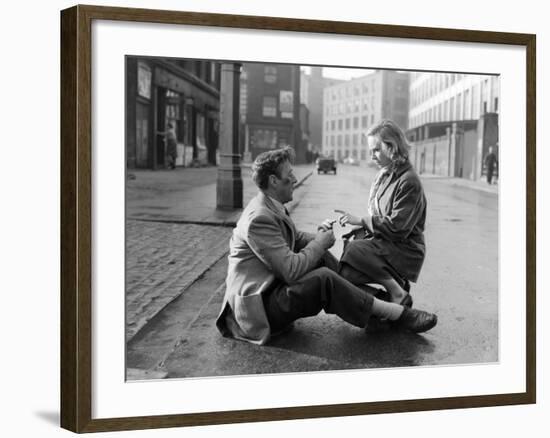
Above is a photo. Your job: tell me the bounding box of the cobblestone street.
[126,220,232,340]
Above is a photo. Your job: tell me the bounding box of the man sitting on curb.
[216,147,438,345]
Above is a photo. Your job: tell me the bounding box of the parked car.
[316,156,337,175]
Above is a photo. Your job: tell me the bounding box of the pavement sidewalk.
[420,174,499,196]
[127,165,313,225]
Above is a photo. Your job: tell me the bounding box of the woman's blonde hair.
[367,119,410,165]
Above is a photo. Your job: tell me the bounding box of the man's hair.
[252,146,295,190]
[367,119,410,165]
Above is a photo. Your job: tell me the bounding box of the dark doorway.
[156,87,167,168]
[206,116,218,165]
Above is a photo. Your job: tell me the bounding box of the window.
[450,97,455,120]
[362,116,368,128]
[338,119,343,130]
[344,135,349,146]
[494,97,499,112]
[331,120,336,130]
[353,117,359,129]
[345,118,351,130]
[264,66,277,83]
[210,62,217,84]
[352,134,358,146]
[262,96,277,117]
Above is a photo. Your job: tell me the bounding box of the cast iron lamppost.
[217,62,243,210]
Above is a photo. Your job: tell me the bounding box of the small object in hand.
[318,219,337,231]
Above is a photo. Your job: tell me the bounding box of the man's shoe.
[365,316,391,333]
[393,307,437,333]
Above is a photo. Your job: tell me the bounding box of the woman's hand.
[334,209,363,227]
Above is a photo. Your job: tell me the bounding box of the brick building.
[240,63,305,163]
[126,57,221,169]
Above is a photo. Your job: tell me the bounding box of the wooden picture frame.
[60,4,536,433]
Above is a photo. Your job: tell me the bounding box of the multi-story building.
[240,63,304,163]
[126,57,221,169]
[407,73,500,181]
[321,70,409,162]
[408,73,500,129]
[300,67,344,155]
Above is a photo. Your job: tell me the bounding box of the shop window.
[137,61,152,99]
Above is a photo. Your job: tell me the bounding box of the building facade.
[240,63,304,163]
[321,70,409,162]
[407,73,500,181]
[126,57,221,169]
[300,67,344,155]
[408,73,500,128]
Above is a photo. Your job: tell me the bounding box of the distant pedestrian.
[166,123,178,169]
[484,146,498,184]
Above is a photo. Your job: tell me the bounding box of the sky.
[301,66,375,80]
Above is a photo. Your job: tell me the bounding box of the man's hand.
[334,209,362,227]
[315,229,336,249]
[317,218,337,231]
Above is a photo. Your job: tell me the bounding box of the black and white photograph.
[4,0,545,435]
[125,58,500,380]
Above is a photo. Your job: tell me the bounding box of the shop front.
[126,58,220,170]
